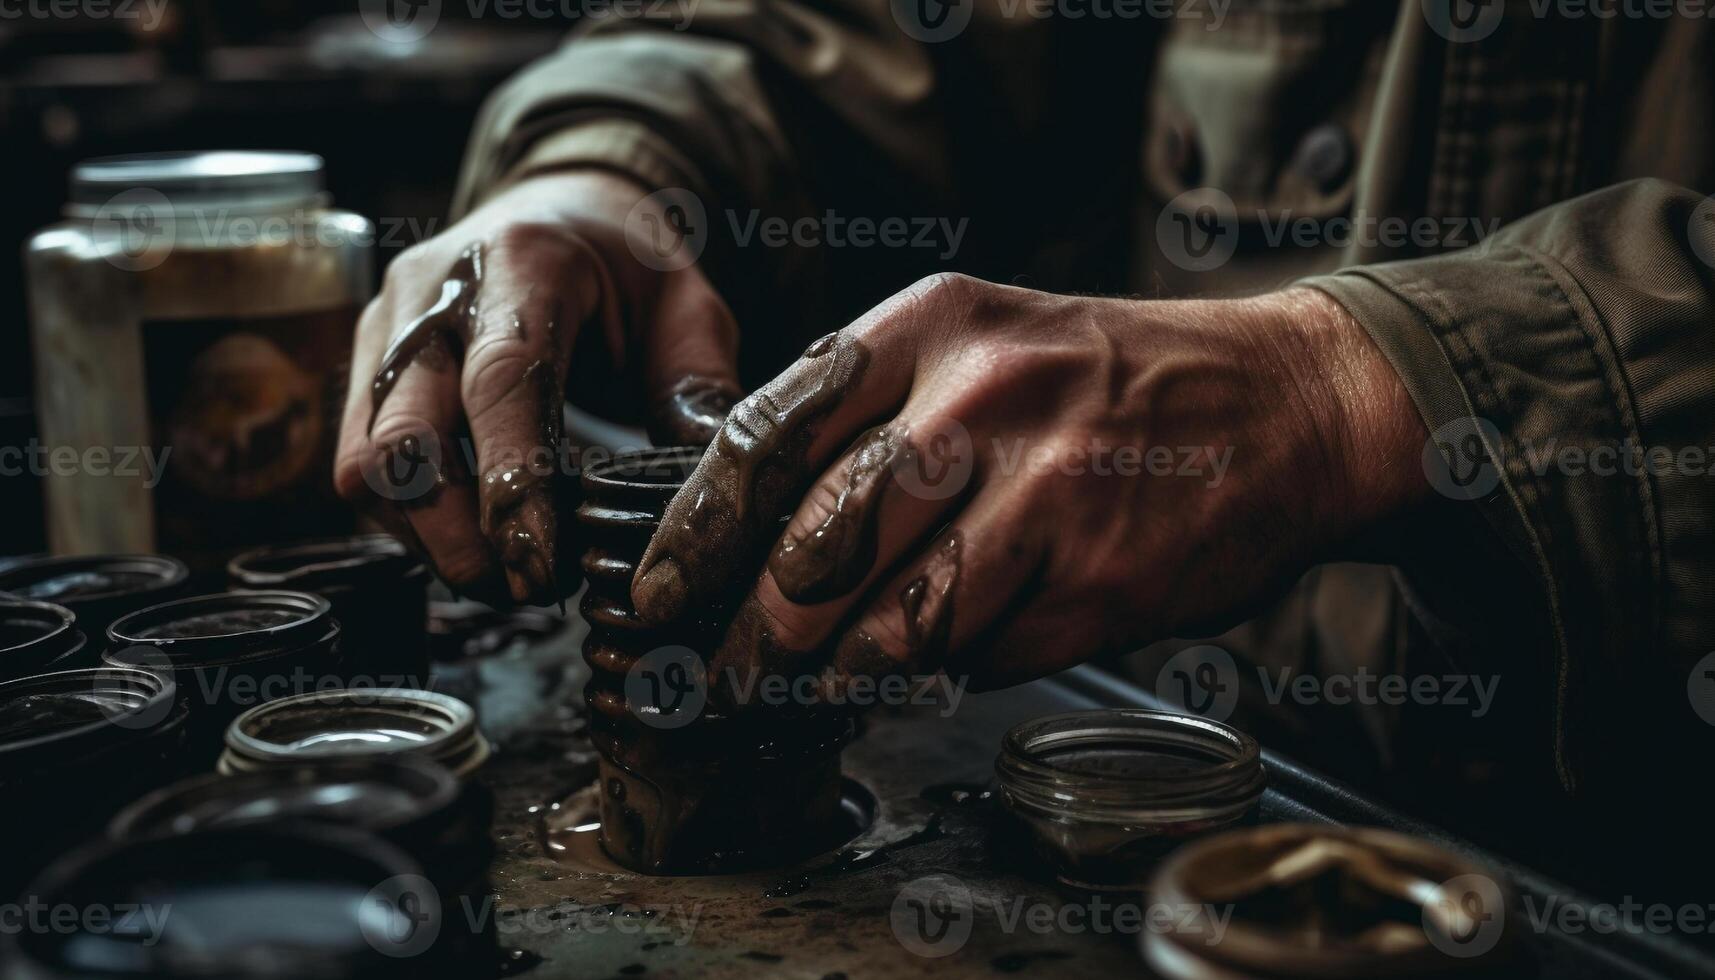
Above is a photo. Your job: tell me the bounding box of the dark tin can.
[227,534,429,686]
[104,590,340,764]
[0,600,88,681]
[0,554,187,650]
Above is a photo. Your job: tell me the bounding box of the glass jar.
[217,687,490,781]
[0,553,188,644]
[0,600,87,681]
[25,151,372,570]
[104,590,341,762]
[0,665,187,895]
[996,709,1266,889]
[228,535,430,686]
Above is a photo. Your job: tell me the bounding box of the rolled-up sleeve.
[1306,178,1715,792]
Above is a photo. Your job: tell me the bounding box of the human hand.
[334,171,741,605]
[631,275,1427,700]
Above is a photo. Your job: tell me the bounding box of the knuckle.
[756,584,829,653]
[491,220,578,260]
[783,474,844,541]
[460,341,537,423]
[332,456,371,503]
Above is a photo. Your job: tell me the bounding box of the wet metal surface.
[466,599,1145,978]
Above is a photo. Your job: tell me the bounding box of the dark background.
[1,0,571,551]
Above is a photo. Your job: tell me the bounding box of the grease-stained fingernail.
[634,556,689,625]
[482,468,559,606]
[651,375,741,448]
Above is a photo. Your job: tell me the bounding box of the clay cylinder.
[576,447,850,874]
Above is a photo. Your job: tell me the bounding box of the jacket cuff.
[501,119,706,199]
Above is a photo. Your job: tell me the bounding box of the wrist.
[1268,287,1432,538]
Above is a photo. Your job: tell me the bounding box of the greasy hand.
[631,275,1427,701]
[334,171,741,605]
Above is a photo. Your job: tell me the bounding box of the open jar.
[217,688,490,781]
[0,600,87,681]
[228,535,430,686]
[997,709,1266,889]
[0,665,188,894]
[0,553,188,643]
[25,151,371,569]
[104,590,341,762]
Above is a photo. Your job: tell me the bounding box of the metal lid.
[69,151,325,212]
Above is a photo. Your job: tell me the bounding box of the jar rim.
[227,534,425,589]
[997,709,1264,816]
[108,755,461,841]
[0,666,181,761]
[221,688,488,778]
[582,446,704,492]
[0,554,188,603]
[107,590,334,656]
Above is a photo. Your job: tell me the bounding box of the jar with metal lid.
[0,665,187,895]
[227,534,429,686]
[25,151,372,570]
[217,687,490,781]
[996,709,1266,889]
[104,590,342,762]
[0,600,87,681]
[0,553,188,643]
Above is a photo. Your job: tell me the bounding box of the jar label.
[142,306,359,569]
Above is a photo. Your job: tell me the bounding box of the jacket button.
[1293,124,1352,192]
